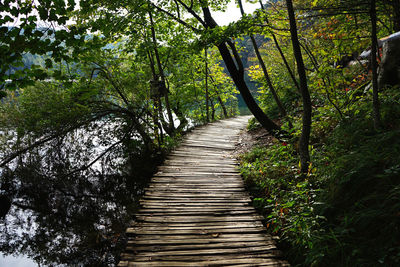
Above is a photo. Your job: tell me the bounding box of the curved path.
[119,116,288,266]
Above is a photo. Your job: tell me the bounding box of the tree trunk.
[149,8,175,135]
[389,0,400,32]
[237,0,288,119]
[147,51,164,144]
[250,36,288,117]
[210,98,215,121]
[286,0,312,174]
[207,67,228,117]
[370,0,382,130]
[218,95,228,118]
[201,6,282,136]
[259,0,301,94]
[205,48,209,122]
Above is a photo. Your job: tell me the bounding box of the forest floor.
[233,121,274,157]
[235,109,400,266]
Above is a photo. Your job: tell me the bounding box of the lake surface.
[0,254,37,267]
[0,119,156,266]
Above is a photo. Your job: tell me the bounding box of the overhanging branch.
[150,3,202,33]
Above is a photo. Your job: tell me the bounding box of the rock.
[378,32,400,89]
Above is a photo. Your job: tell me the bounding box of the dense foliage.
[239,0,400,266]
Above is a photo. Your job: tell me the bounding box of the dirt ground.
[233,126,276,158]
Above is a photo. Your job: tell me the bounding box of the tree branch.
[0,113,111,168]
[175,0,206,27]
[149,3,202,33]
[226,40,244,75]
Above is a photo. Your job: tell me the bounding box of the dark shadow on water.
[0,136,163,266]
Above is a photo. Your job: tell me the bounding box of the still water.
[0,255,37,267]
[0,119,159,266]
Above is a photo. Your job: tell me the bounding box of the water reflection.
[0,254,37,267]
[0,120,161,266]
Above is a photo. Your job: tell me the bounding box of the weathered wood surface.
[118,116,289,266]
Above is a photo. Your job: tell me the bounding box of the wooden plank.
[128,233,272,245]
[129,233,271,241]
[153,172,241,177]
[168,151,232,156]
[171,150,232,156]
[149,180,243,185]
[140,206,252,210]
[119,116,287,266]
[131,222,263,230]
[128,227,266,235]
[182,139,236,146]
[119,259,288,267]
[145,188,245,192]
[140,203,250,208]
[162,160,237,166]
[128,251,282,262]
[139,199,250,204]
[141,196,249,200]
[136,210,258,217]
[141,196,250,202]
[125,245,277,257]
[151,177,241,181]
[161,163,237,168]
[148,183,244,187]
[157,166,238,172]
[144,192,249,198]
[138,207,254,212]
[128,241,275,252]
[135,215,264,223]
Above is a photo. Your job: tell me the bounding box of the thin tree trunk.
[205,48,209,122]
[206,66,228,117]
[286,0,312,174]
[147,51,164,145]
[149,8,175,135]
[238,0,288,119]
[210,98,215,121]
[389,0,400,32]
[370,0,382,130]
[202,6,283,137]
[218,95,228,118]
[259,0,301,94]
[251,36,289,116]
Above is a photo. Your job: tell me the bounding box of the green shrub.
[240,86,400,266]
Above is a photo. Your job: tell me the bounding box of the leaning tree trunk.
[237,0,288,119]
[259,0,301,94]
[286,0,312,174]
[202,6,282,136]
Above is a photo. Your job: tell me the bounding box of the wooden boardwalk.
[119,116,288,266]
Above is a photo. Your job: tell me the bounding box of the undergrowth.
[239,88,400,266]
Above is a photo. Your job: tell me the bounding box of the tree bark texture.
[149,8,176,135]
[286,0,312,174]
[201,6,282,136]
[205,48,210,122]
